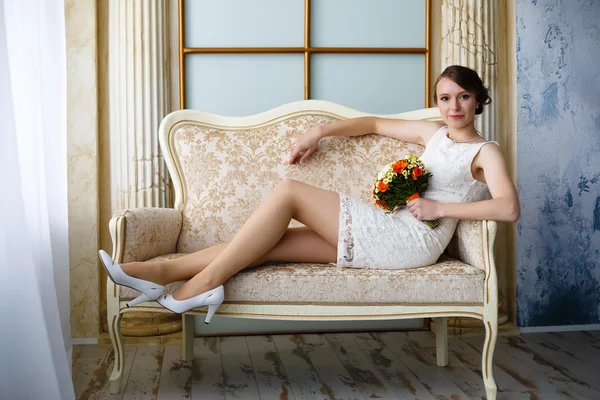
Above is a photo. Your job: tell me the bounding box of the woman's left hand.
[407,198,442,221]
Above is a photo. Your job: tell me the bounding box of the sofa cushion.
[120,253,485,305]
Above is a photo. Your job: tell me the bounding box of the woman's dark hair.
[433,65,492,115]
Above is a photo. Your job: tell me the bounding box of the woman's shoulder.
[423,123,448,146]
[473,141,505,168]
[478,140,501,151]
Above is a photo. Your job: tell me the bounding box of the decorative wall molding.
[108,0,172,211]
[106,0,178,337]
[440,0,498,142]
[66,0,100,339]
[440,0,512,326]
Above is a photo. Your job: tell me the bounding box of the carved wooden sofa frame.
[105,100,498,399]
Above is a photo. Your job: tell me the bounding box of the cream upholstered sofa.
[106,100,499,398]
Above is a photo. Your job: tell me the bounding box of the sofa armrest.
[446,220,491,270]
[109,207,183,263]
[446,219,498,304]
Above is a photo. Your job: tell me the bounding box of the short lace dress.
[336,125,497,270]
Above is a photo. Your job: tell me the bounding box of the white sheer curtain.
[0,0,74,399]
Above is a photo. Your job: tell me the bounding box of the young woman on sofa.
[99,65,520,321]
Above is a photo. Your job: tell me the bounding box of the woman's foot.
[157,286,225,323]
[98,250,165,307]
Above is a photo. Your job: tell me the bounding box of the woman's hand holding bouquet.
[373,155,441,229]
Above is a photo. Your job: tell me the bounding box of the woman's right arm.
[288,117,442,164]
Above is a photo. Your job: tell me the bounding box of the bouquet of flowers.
[372,154,441,229]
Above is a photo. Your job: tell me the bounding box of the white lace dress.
[336,126,496,270]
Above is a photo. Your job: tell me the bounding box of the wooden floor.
[72,330,600,400]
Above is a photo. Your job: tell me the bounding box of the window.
[180,0,430,115]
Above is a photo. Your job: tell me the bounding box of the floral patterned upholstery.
[115,110,489,305]
[446,219,486,271]
[113,208,182,263]
[119,253,485,304]
[171,115,423,253]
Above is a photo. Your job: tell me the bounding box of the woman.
[99,65,520,321]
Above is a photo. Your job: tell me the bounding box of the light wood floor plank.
[406,332,534,398]
[536,333,590,362]
[73,345,84,367]
[464,336,585,400]
[377,332,471,399]
[122,345,164,400]
[72,345,110,400]
[501,335,599,399]
[71,331,600,400]
[461,335,551,398]
[554,331,600,354]
[219,336,260,400]
[191,337,225,400]
[579,330,600,342]
[245,335,295,400]
[157,345,192,399]
[406,331,528,398]
[325,333,397,400]
[297,334,364,400]
[403,333,488,399]
[89,346,137,400]
[404,330,437,348]
[516,334,600,393]
[447,337,532,396]
[271,334,327,400]
[352,332,435,399]
[539,332,600,364]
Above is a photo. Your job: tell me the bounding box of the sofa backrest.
[159,100,441,254]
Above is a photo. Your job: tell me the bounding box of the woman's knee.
[273,179,302,199]
[275,178,300,190]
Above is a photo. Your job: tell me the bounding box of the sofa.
[106,100,499,398]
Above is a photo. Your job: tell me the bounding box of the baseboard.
[97,332,182,347]
[72,338,98,345]
[430,320,520,337]
[520,324,600,333]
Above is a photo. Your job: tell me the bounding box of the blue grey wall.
[516,0,600,327]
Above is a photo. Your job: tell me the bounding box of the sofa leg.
[108,311,124,394]
[434,317,448,366]
[182,314,195,361]
[482,314,498,400]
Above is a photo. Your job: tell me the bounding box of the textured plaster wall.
[516,0,600,326]
[65,0,100,338]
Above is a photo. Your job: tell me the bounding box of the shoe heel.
[204,304,220,324]
[127,293,153,307]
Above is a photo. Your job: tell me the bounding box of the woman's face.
[436,77,477,129]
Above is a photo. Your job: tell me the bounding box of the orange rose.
[377,181,389,192]
[393,160,408,173]
[407,192,420,202]
[411,167,423,180]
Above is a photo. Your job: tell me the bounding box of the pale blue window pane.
[186,54,304,115]
[311,54,426,114]
[184,0,304,47]
[311,0,426,48]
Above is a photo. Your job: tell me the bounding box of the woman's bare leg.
[121,226,336,285]
[120,245,227,286]
[172,179,340,299]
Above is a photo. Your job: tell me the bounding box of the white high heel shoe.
[157,286,224,323]
[98,249,165,307]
